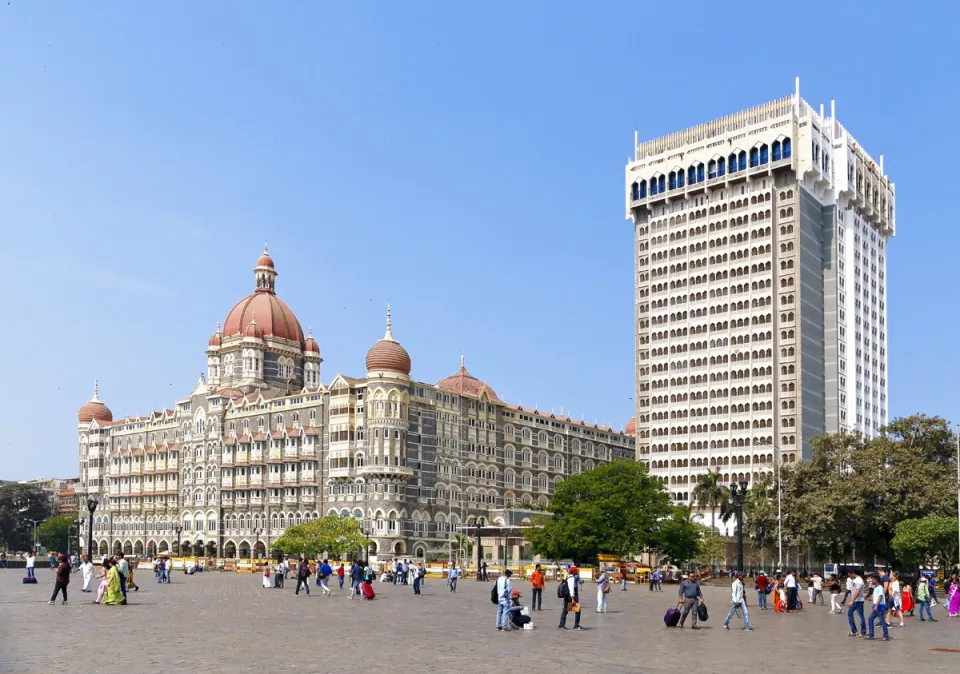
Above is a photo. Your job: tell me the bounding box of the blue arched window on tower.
[738,152,747,171]
[759,145,769,165]
[697,163,704,183]
[677,170,685,188]
[631,182,640,200]
[708,160,717,179]
[728,154,738,173]
[658,175,665,193]
[749,148,759,168]
[650,177,658,196]
[639,180,646,198]
[772,141,782,161]
[782,138,792,158]
[669,172,677,191]
[687,166,696,185]
[718,157,726,176]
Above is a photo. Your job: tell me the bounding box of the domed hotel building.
[77,248,635,560]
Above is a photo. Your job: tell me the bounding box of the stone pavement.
[1,569,958,673]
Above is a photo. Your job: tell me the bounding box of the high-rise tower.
[625,80,894,526]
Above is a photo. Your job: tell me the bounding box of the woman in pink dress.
[95,559,112,603]
[947,576,960,618]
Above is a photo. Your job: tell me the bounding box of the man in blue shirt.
[350,561,365,600]
[318,559,333,597]
[448,564,459,592]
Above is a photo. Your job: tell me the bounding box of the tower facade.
[625,83,893,526]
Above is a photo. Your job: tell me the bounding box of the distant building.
[77,248,635,560]
[20,477,79,514]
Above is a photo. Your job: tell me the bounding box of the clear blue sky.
[1,1,957,480]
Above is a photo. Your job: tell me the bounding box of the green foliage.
[270,515,370,558]
[0,484,53,551]
[695,528,726,566]
[657,506,704,567]
[38,515,75,553]
[779,414,958,564]
[742,473,779,553]
[891,517,959,569]
[692,469,732,531]
[528,460,671,561]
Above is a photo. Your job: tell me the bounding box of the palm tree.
[692,469,731,533]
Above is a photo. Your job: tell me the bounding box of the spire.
[460,354,465,370]
[216,320,221,333]
[92,378,101,402]
[254,245,277,293]
[383,304,394,341]
[308,327,313,338]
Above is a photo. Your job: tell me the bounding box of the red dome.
[365,306,411,375]
[625,417,636,435]
[78,381,113,424]
[224,293,303,345]
[208,322,222,348]
[243,317,265,340]
[257,252,274,269]
[304,329,320,354]
[436,359,500,403]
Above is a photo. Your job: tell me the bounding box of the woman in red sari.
[901,582,915,616]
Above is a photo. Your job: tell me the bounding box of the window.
[759,145,768,165]
[782,138,791,158]
[749,148,759,168]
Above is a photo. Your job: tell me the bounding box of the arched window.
[749,148,759,168]
[657,175,665,193]
[759,144,768,164]
[772,140,781,161]
[687,166,696,185]
[717,157,726,176]
[729,153,738,173]
[631,182,639,200]
[782,138,791,158]
[738,152,746,171]
[697,163,704,183]
[677,169,685,188]
[638,180,646,198]
[669,171,677,191]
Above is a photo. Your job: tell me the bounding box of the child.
[262,566,272,589]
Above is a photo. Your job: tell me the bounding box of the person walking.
[481,561,488,582]
[866,575,891,641]
[558,567,582,630]
[317,559,333,596]
[294,558,312,596]
[349,560,365,599]
[530,564,545,611]
[24,550,36,579]
[126,561,139,592]
[620,565,628,591]
[677,573,704,629]
[596,568,610,613]
[756,571,769,610]
[115,552,129,600]
[784,569,798,612]
[723,573,752,631]
[337,563,345,590]
[495,569,513,631]
[448,564,459,592]
[79,554,95,593]
[829,575,843,614]
[889,571,903,627]
[274,559,284,588]
[846,570,867,637]
[95,559,111,603]
[413,562,424,596]
[810,572,824,606]
[48,554,71,606]
[916,575,936,622]
[649,568,657,592]
[49,551,58,569]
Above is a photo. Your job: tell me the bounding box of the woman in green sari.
[102,559,126,605]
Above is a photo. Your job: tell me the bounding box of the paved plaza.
[2,569,958,673]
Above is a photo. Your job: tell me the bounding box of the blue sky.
[1,1,957,479]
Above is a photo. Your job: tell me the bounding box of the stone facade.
[77,250,634,560]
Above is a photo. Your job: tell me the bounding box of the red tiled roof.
[436,365,501,403]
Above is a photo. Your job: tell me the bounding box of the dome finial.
[216,320,221,333]
[93,378,100,402]
[308,327,313,337]
[384,303,394,341]
[264,242,268,254]
[460,354,465,369]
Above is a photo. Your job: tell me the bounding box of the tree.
[0,484,53,551]
[657,506,704,567]
[528,460,671,562]
[692,469,731,532]
[891,517,959,570]
[270,515,370,559]
[742,473,779,556]
[695,528,726,567]
[38,515,75,553]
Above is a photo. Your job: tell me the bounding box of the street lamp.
[475,517,485,581]
[173,524,183,558]
[729,481,748,574]
[85,494,99,561]
[254,527,263,559]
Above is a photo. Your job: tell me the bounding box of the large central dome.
[222,246,305,346]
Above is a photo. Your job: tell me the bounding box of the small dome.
[436,357,501,402]
[78,380,113,424]
[244,315,265,340]
[365,305,411,375]
[256,244,275,270]
[304,328,320,354]
[625,417,636,435]
[208,321,223,348]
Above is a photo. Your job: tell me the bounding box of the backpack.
[558,579,570,599]
[491,584,500,604]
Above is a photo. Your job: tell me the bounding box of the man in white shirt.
[24,550,36,579]
[784,570,798,611]
[846,571,866,636]
[811,573,824,605]
[723,574,752,631]
[495,569,513,631]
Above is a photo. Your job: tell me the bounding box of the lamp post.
[254,527,263,559]
[729,481,748,574]
[173,524,183,558]
[475,517,485,580]
[85,494,99,560]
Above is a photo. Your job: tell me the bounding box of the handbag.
[569,601,581,613]
[697,602,709,622]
